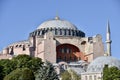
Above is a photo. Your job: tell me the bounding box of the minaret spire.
[107,20,110,33]
[106,20,112,56]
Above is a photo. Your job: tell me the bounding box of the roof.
[87,56,120,72]
[37,17,77,30]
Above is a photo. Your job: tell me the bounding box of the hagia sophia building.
[0,16,120,80]
[0,16,105,62]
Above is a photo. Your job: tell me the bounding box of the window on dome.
[64,29,66,35]
[42,30,44,35]
[40,31,42,35]
[60,29,62,35]
[38,31,40,35]
[68,30,71,35]
[55,29,58,35]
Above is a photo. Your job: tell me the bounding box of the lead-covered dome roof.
[30,16,85,37]
[87,56,120,72]
[37,16,77,30]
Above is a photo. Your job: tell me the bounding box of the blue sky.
[0,0,120,59]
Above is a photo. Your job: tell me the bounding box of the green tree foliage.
[35,61,59,80]
[29,57,43,73]
[61,69,80,80]
[0,65,4,80]
[61,71,71,80]
[0,54,43,79]
[12,54,32,68]
[4,68,35,80]
[0,59,17,77]
[103,65,120,80]
[12,54,43,73]
[70,70,81,80]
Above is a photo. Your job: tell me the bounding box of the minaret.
[106,20,112,56]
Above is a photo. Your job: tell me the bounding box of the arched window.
[38,31,40,35]
[64,29,66,35]
[64,47,67,53]
[40,30,42,35]
[19,45,22,47]
[67,48,69,53]
[85,76,87,80]
[70,56,72,61]
[10,46,14,55]
[68,30,71,35]
[23,45,26,51]
[62,48,64,53]
[55,29,58,35]
[89,76,92,80]
[64,56,66,61]
[94,75,97,80]
[60,29,62,35]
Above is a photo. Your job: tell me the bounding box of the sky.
[0,0,120,59]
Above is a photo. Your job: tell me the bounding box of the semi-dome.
[87,56,120,72]
[37,16,77,30]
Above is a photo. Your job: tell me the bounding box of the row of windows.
[59,48,72,54]
[57,56,81,62]
[85,75,97,80]
[9,45,26,54]
[9,44,30,48]
[30,29,85,37]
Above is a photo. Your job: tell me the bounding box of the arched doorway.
[56,44,85,63]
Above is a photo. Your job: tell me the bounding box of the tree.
[0,65,4,80]
[12,54,32,68]
[103,65,120,80]
[0,59,17,79]
[29,57,43,73]
[35,61,59,80]
[4,68,35,80]
[69,70,81,80]
[61,69,80,80]
[12,54,43,73]
[61,71,71,80]
[0,54,43,79]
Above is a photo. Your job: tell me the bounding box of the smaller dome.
[87,56,120,72]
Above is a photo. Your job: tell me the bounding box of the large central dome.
[29,16,85,37]
[37,16,77,30]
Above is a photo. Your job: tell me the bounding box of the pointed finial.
[107,20,110,33]
[55,11,60,20]
[55,16,60,20]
